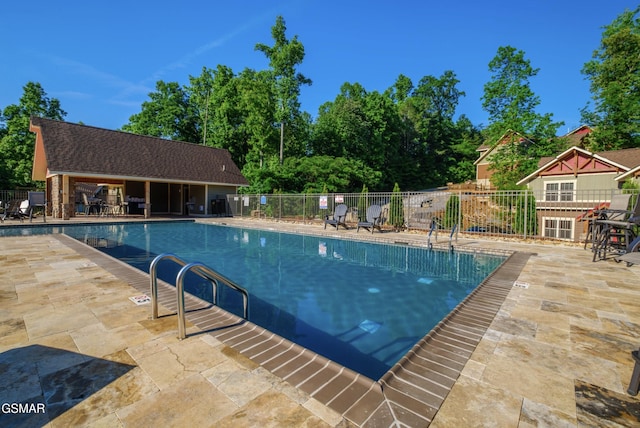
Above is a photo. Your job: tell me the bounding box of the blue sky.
[2,1,637,134]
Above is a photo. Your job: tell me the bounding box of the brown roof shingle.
[30,117,248,186]
[595,147,640,169]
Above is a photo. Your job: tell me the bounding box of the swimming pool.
[2,221,505,379]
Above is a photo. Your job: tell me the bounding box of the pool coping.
[54,226,531,427]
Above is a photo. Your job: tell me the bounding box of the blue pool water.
[2,221,505,379]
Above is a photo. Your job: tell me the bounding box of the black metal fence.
[227,189,640,243]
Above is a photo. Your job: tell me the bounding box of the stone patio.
[1,217,639,426]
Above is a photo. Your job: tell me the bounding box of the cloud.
[143,17,263,84]
[41,11,275,113]
[49,90,92,100]
[48,55,152,95]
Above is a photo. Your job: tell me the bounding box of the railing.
[149,253,249,339]
[0,189,32,203]
[228,189,640,243]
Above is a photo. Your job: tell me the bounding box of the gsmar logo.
[2,403,46,414]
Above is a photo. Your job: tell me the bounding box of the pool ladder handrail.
[427,220,457,251]
[149,253,249,339]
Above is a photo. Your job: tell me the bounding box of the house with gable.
[474,130,533,189]
[30,117,249,219]
[559,124,592,149]
[516,144,640,240]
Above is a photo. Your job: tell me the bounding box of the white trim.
[617,165,640,181]
[542,216,575,240]
[517,146,631,186]
[543,179,576,202]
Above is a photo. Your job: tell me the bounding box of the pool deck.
[1,215,640,427]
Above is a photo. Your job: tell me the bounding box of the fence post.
[457,190,462,242]
[524,189,528,240]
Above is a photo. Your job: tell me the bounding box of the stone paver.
[0,217,639,427]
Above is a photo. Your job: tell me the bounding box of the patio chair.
[583,194,632,250]
[615,235,640,266]
[0,199,29,222]
[324,204,348,230]
[580,193,631,250]
[592,195,640,261]
[357,204,383,233]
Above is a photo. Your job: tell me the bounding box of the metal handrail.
[427,219,437,249]
[449,224,458,251]
[149,253,249,339]
[150,253,184,320]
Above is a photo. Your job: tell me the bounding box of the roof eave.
[46,170,249,187]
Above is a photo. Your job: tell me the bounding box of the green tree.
[255,15,312,164]
[0,82,66,188]
[357,184,369,221]
[443,194,461,229]
[482,46,562,141]
[482,46,564,189]
[388,182,405,231]
[189,65,251,167]
[122,81,199,143]
[310,83,371,159]
[236,68,279,168]
[388,75,422,188]
[581,7,640,150]
[513,191,537,236]
[411,71,467,188]
[447,116,483,184]
[242,155,381,194]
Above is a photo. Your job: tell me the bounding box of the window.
[543,218,573,240]
[545,181,575,202]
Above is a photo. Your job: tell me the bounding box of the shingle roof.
[560,125,592,148]
[30,117,248,186]
[595,147,640,169]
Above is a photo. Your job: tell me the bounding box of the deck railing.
[227,189,640,243]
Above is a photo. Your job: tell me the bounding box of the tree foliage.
[255,15,311,164]
[0,82,66,188]
[122,81,199,142]
[482,46,563,141]
[241,155,381,194]
[581,8,640,150]
[443,194,460,228]
[482,46,564,189]
[513,191,537,235]
[388,182,405,230]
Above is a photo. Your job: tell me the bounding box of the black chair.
[357,204,383,233]
[583,194,631,250]
[0,199,29,222]
[592,195,640,261]
[324,204,348,230]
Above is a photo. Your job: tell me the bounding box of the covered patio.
[29,117,249,219]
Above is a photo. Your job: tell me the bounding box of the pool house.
[29,117,249,219]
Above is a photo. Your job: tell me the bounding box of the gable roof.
[517,146,640,185]
[30,117,249,187]
[474,129,534,165]
[617,164,640,182]
[559,125,593,148]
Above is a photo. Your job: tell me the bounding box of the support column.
[50,175,62,219]
[62,175,70,220]
[145,181,151,219]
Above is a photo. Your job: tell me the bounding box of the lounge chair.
[592,195,640,261]
[1,199,29,222]
[324,204,348,230]
[357,204,382,233]
[615,235,640,266]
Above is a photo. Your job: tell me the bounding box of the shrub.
[388,183,405,231]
